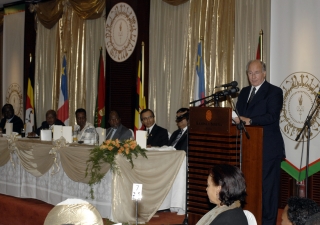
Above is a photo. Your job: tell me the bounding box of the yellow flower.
[125,148,130,154]
[108,146,113,150]
[100,145,108,150]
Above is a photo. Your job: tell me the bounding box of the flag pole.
[260,29,263,62]
[141,42,145,98]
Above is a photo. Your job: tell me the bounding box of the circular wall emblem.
[105,3,138,62]
[280,72,320,141]
[6,83,23,118]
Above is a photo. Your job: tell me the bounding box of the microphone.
[213,87,240,97]
[215,81,238,88]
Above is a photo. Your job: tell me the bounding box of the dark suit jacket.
[169,128,188,152]
[236,81,285,160]
[105,124,133,141]
[0,115,24,134]
[210,208,248,225]
[36,119,65,136]
[147,124,169,147]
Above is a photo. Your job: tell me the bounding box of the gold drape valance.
[162,0,189,6]
[69,0,105,20]
[36,0,105,29]
[37,0,63,29]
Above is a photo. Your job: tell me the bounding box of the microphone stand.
[228,96,250,171]
[182,127,189,225]
[189,94,216,107]
[295,98,320,198]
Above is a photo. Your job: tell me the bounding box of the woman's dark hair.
[287,196,320,225]
[209,164,247,207]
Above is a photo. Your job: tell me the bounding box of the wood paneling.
[187,107,263,225]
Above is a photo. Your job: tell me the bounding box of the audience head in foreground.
[281,196,320,225]
[196,164,248,225]
[306,212,320,225]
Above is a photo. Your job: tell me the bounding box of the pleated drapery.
[32,0,270,133]
[149,0,270,133]
[34,0,105,127]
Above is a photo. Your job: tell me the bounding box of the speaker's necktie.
[248,87,256,104]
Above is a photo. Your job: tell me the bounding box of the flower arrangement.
[86,139,147,199]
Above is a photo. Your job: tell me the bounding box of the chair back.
[243,210,257,225]
[129,128,135,139]
[96,127,106,145]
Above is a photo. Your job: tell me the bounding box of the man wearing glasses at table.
[140,109,169,147]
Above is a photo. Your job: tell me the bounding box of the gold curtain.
[37,0,63,29]
[35,1,105,127]
[162,0,189,6]
[69,0,105,20]
[183,0,235,107]
[36,0,105,29]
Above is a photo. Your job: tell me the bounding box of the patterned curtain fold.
[36,0,105,29]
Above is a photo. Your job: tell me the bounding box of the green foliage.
[86,139,147,199]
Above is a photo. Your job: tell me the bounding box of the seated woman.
[196,164,248,225]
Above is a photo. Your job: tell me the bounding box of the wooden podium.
[187,107,263,225]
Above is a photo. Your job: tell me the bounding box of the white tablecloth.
[0,140,186,222]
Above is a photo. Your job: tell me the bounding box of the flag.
[194,42,205,106]
[25,77,34,133]
[94,49,106,128]
[134,47,146,134]
[57,55,69,125]
[256,35,261,60]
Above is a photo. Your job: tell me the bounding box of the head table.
[0,136,186,223]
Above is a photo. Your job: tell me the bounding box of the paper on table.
[62,126,72,143]
[53,125,63,140]
[136,130,147,149]
[41,130,52,141]
[232,111,238,124]
[146,146,176,151]
[5,123,13,135]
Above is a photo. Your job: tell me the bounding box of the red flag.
[256,36,261,60]
[94,49,106,128]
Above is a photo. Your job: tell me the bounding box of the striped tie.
[171,130,183,147]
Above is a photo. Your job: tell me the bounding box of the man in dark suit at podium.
[169,108,189,152]
[140,109,168,147]
[234,60,285,225]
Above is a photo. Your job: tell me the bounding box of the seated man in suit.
[29,109,65,136]
[140,109,168,147]
[169,108,189,152]
[0,104,24,134]
[74,108,97,144]
[105,110,133,141]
